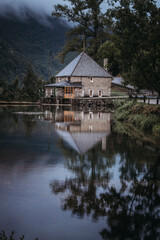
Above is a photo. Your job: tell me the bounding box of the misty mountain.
[0,11,71,82]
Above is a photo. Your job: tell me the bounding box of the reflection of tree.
[51,141,116,219]
[51,135,160,239]
[0,109,19,133]
[23,115,37,137]
[0,107,40,135]
[100,160,160,240]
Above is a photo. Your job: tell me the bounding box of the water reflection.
[50,109,160,240]
[0,107,159,240]
[54,110,111,154]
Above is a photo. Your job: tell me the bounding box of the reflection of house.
[45,52,112,100]
[55,110,111,154]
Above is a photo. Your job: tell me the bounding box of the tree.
[8,76,20,100]
[0,79,7,100]
[0,77,21,101]
[98,39,121,76]
[101,0,160,94]
[22,65,45,101]
[52,0,109,61]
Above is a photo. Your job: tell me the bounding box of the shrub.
[131,103,144,114]
[117,101,135,114]
[113,99,127,109]
[152,123,160,136]
[129,114,160,131]
[131,104,160,115]
[141,115,160,131]
[128,114,144,128]
[115,110,130,121]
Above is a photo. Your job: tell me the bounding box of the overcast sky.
[0,0,63,16]
[0,0,159,17]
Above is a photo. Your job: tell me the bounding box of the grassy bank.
[114,100,160,138]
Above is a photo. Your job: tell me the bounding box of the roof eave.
[55,75,112,78]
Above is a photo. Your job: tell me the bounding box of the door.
[64,87,74,98]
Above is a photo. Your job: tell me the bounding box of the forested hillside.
[0,12,70,82]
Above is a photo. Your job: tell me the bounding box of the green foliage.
[113,99,127,108]
[0,15,69,82]
[22,65,44,101]
[131,104,160,115]
[98,40,121,76]
[0,65,45,102]
[101,0,160,94]
[117,100,135,112]
[153,123,160,137]
[114,100,135,120]
[114,100,160,134]
[115,110,130,121]
[52,0,109,61]
[128,114,160,130]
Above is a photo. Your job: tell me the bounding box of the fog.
[0,0,159,22]
[0,0,68,26]
[0,0,60,17]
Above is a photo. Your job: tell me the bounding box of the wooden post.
[143,95,146,103]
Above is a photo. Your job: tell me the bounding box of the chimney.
[104,58,108,71]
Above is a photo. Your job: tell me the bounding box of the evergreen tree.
[22,65,44,101]
[52,0,109,61]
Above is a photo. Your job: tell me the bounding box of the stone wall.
[56,77,68,83]
[81,77,111,97]
[45,87,54,98]
[74,88,82,97]
[47,76,112,98]
[56,88,64,98]
[70,76,111,97]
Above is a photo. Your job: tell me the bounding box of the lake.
[0,106,159,240]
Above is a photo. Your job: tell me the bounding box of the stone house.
[45,52,112,99]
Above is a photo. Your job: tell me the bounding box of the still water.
[0,106,159,240]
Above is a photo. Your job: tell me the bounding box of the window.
[99,90,102,97]
[90,77,93,83]
[64,87,74,94]
[89,90,93,97]
[89,112,93,119]
[97,112,102,119]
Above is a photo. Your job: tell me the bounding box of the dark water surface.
[0,106,159,240]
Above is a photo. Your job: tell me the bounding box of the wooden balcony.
[64,93,74,99]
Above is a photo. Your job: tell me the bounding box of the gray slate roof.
[112,77,135,90]
[45,81,83,88]
[56,52,112,78]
